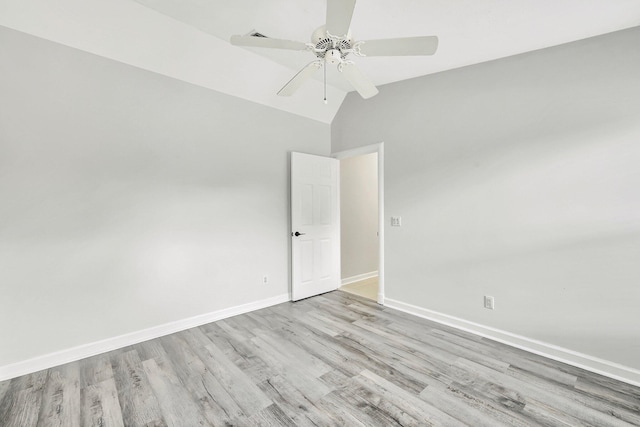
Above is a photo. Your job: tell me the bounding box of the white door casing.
[291,152,340,301]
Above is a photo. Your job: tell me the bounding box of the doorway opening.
[333,143,384,304]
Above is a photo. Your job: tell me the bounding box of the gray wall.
[332,27,640,370]
[0,26,330,367]
[340,153,378,280]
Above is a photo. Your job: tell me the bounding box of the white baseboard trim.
[341,271,378,286]
[0,293,290,382]
[384,298,640,388]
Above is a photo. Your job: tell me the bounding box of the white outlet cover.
[391,216,402,227]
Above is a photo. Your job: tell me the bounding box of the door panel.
[301,185,314,225]
[317,185,332,224]
[291,152,339,301]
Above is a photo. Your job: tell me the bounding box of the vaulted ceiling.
[1,0,640,123]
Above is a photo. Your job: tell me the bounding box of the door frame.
[332,142,385,305]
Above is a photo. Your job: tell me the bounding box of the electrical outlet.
[484,296,495,310]
[391,216,402,227]
[263,275,268,285]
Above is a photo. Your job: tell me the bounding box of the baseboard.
[0,293,290,382]
[384,298,640,388]
[341,271,378,286]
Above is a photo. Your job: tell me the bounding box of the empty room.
[1,0,639,425]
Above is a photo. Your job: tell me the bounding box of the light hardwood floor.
[1,291,639,426]
[340,276,378,301]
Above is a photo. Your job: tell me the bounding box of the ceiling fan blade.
[340,63,379,99]
[326,0,357,37]
[278,61,323,96]
[230,35,308,51]
[357,36,439,56]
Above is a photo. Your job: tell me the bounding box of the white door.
[291,152,340,301]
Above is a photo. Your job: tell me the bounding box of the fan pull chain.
[323,63,328,104]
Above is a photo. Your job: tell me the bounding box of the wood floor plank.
[0,370,48,427]
[577,373,640,405]
[479,337,584,387]
[0,379,22,423]
[329,384,413,426]
[175,327,213,352]
[80,353,114,389]
[36,362,81,427]
[110,349,166,427]
[214,318,256,343]
[244,335,333,402]
[318,369,353,390]
[158,333,245,425]
[419,381,527,427]
[454,357,633,427]
[311,295,388,326]
[335,318,460,387]
[354,317,512,374]
[575,376,640,415]
[427,327,580,388]
[446,379,582,427]
[357,369,463,426]
[333,333,429,394]
[323,288,381,308]
[0,380,10,405]
[200,323,242,359]
[244,403,297,427]
[253,328,332,378]
[265,319,369,380]
[508,365,640,425]
[199,342,273,416]
[142,358,210,427]
[269,303,342,337]
[9,370,48,392]
[296,307,449,394]
[202,326,276,385]
[3,387,43,427]
[257,374,340,426]
[313,391,370,426]
[80,378,125,427]
[196,371,247,425]
[351,388,423,427]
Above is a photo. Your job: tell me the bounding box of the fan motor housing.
[325,49,342,64]
[311,25,352,61]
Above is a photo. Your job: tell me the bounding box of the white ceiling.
[2,0,640,123]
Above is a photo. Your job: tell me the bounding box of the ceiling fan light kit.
[230,0,438,100]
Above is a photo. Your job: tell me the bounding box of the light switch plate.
[484,296,495,310]
[391,216,402,227]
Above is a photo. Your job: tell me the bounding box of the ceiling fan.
[230,0,438,100]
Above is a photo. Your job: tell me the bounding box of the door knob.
[292,231,306,237]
